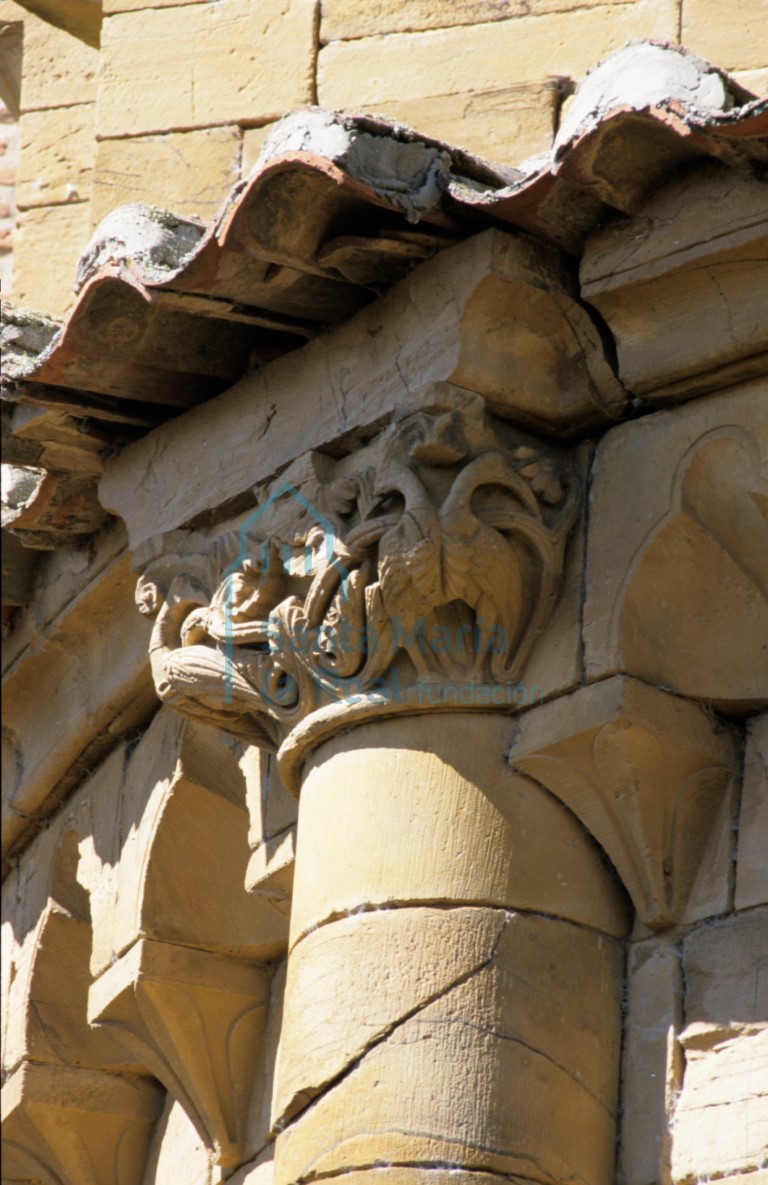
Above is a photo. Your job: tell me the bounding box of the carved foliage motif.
[137,389,580,749]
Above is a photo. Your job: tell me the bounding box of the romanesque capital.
[136,386,580,767]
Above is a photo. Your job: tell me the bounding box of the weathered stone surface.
[318,0,678,107]
[241,123,277,177]
[511,676,738,929]
[141,1096,212,1185]
[673,920,767,1185]
[16,103,95,209]
[0,528,38,606]
[736,715,768,910]
[682,0,768,71]
[1,1060,163,1185]
[12,201,91,314]
[276,908,506,1124]
[3,903,141,1077]
[734,68,768,95]
[276,907,622,1128]
[104,0,204,9]
[91,127,242,227]
[1,520,125,671]
[98,0,317,138]
[617,939,683,1185]
[291,714,629,944]
[683,909,768,1026]
[246,826,296,910]
[2,548,155,867]
[274,909,622,1185]
[228,1144,275,1185]
[2,815,141,1083]
[581,166,768,401]
[240,748,297,855]
[245,960,287,1157]
[100,229,625,549]
[320,0,642,41]
[347,82,559,167]
[15,0,100,47]
[77,710,287,978]
[673,1027,768,1184]
[583,384,768,710]
[16,9,99,111]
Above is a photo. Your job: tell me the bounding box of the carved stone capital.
[136,386,580,781]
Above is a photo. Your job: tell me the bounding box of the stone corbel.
[1,1061,162,1185]
[509,675,739,929]
[75,711,285,1170]
[88,938,270,1171]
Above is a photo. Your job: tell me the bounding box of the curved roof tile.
[1,42,766,548]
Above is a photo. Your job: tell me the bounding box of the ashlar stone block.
[682,0,768,71]
[98,0,317,138]
[342,82,560,169]
[683,909,768,1027]
[16,103,96,209]
[583,383,768,711]
[320,0,646,41]
[17,10,98,111]
[617,939,683,1185]
[12,201,93,314]
[581,166,768,401]
[673,1027,768,1184]
[91,127,242,227]
[318,0,678,108]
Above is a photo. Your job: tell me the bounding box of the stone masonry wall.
[0,0,766,314]
[1,5,767,1184]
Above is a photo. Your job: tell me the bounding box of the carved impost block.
[509,676,739,930]
[135,386,581,789]
[88,938,270,1169]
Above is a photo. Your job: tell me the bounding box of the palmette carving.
[137,389,580,750]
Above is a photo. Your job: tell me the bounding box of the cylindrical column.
[273,713,628,1185]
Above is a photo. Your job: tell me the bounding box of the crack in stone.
[398,1015,616,1120]
[296,1159,555,1185]
[290,898,622,954]
[276,912,511,1131]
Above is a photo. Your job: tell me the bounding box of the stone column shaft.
[273,714,627,1185]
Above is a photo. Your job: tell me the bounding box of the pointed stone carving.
[72,712,283,1169]
[509,676,739,929]
[136,386,581,755]
[88,938,270,1170]
[1,1061,163,1185]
